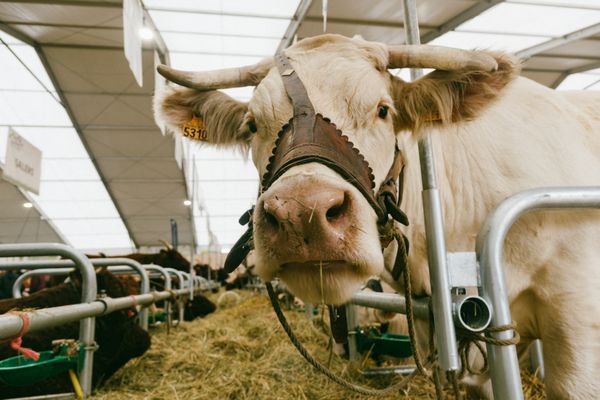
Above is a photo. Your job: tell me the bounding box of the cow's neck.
[395,128,493,296]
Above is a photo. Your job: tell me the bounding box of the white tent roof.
[1,0,598,252]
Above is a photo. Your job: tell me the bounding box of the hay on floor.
[92,290,545,400]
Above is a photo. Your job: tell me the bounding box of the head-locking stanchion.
[0,243,97,397]
[165,268,186,323]
[0,252,203,398]
[401,0,460,372]
[477,186,600,399]
[8,259,151,331]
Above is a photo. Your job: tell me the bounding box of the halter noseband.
[224,53,409,280]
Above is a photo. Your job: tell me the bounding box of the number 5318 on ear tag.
[182,116,208,141]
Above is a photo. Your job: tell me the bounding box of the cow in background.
[0,269,151,398]
[0,270,18,300]
[86,240,190,272]
[183,295,216,321]
[194,263,229,289]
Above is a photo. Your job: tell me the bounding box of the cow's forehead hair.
[249,35,388,126]
[248,34,391,136]
[247,35,396,187]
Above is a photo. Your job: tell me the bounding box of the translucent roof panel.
[459,3,600,37]
[507,0,600,9]
[147,0,299,249]
[161,32,278,56]
[0,35,133,251]
[144,0,299,17]
[169,53,263,72]
[556,69,600,91]
[429,31,550,53]
[149,11,291,38]
[429,2,600,55]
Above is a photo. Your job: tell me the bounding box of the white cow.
[155,34,600,399]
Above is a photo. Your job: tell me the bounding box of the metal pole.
[401,0,459,372]
[170,219,178,248]
[142,264,172,325]
[165,268,186,323]
[350,291,430,320]
[476,186,600,399]
[0,243,97,397]
[529,340,544,380]
[5,258,150,331]
[345,304,359,361]
[0,288,193,339]
[190,158,197,300]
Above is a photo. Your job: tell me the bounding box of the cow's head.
[155,240,191,272]
[155,34,518,305]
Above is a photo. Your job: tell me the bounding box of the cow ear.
[154,86,251,149]
[391,52,520,131]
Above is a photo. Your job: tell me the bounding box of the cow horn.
[158,239,173,250]
[157,57,275,90]
[388,45,498,72]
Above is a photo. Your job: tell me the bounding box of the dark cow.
[0,269,151,398]
[0,270,18,300]
[195,263,230,289]
[183,295,216,321]
[86,241,191,272]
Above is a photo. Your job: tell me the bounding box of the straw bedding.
[92,290,545,400]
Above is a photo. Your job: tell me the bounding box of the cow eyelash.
[377,105,389,119]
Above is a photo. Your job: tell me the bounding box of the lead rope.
[398,230,450,399]
[266,281,433,396]
[265,235,443,396]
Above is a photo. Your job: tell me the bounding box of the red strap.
[128,295,138,318]
[9,313,40,361]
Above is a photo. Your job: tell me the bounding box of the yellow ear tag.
[182,116,208,141]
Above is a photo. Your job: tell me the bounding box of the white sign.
[3,128,42,195]
[123,0,143,86]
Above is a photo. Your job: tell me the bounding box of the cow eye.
[378,105,388,119]
[248,120,257,133]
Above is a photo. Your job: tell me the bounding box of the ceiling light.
[139,27,154,40]
[183,199,192,206]
[23,202,33,208]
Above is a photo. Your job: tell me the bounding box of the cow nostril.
[326,193,349,222]
[263,209,279,227]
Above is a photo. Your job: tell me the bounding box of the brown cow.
[0,269,151,398]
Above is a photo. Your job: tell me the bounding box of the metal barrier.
[165,268,186,323]
[141,264,173,326]
[476,186,600,399]
[0,243,97,397]
[8,259,150,331]
[0,288,193,339]
[0,246,208,398]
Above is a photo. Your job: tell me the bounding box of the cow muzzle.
[259,174,353,251]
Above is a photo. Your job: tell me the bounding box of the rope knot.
[9,312,40,361]
[457,322,520,378]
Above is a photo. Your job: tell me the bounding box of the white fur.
[155,35,600,398]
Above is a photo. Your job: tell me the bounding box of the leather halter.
[224,53,409,277]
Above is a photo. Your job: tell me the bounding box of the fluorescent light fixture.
[139,26,154,40]
[23,202,33,208]
[183,199,192,206]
